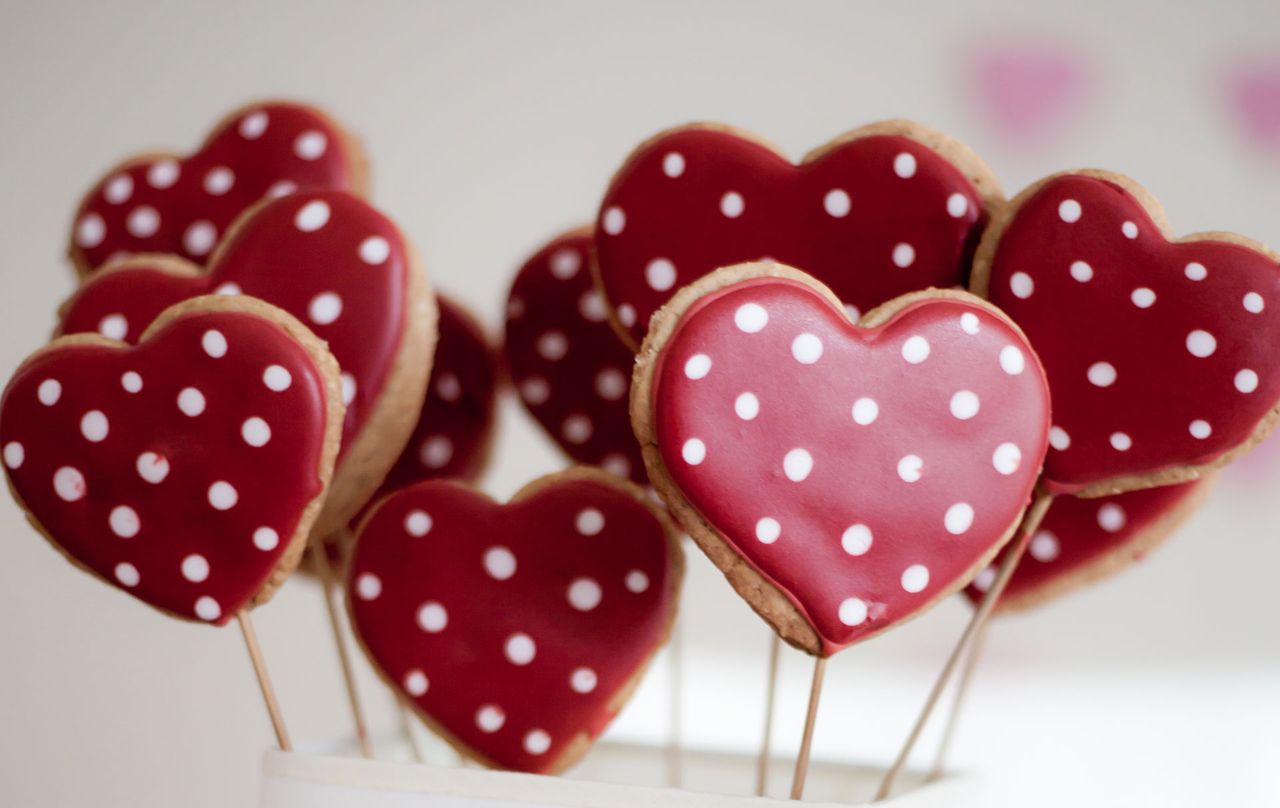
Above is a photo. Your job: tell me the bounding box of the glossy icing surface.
[984,175,1280,492]
[348,476,678,773]
[71,101,360,274]
[504,231,646,483]
[0,310,331,624]
[651,278,1050,654]
[595,127,988,344]
[60,190,409,463]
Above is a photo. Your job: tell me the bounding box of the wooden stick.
[237,610,292,751]
[667,619,684,788]
[756,633,782,796]
[313,546,374,759]
[790,655,827,800]
[396,698,426,763]
[873,489,1053,801]
[925,619,991,782]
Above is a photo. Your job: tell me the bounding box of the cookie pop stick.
[755,634,782,796]
[238,610,292,750]
[311,543,374,758]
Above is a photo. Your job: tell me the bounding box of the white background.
[1,1,1277,806]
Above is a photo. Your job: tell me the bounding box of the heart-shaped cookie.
[346,469,682,773]
[633,264,1051,656]
[0,296,342,623]
[593,120,1003,347]
[972,171,1280,496]
[69,100,367,276]
[964,478,1210,613]
[59,190,435,537]
[504,227,646,484]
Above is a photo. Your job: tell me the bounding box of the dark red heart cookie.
[58,190,435,537]
[973,171,1280,496]
[504,227,646,484]
[965,478,1210,613]
[594,121,1003,347]
[0,297,342,624]
[633,265,1051,656]
[347,470,682,773]
[69,100,366,276]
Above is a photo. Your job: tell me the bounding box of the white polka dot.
[851,397,878,425]
[841,524,872,555]
[263,365,292,391]
[950,391,980,420]
[684,353,712,379]
[126,206,160,238]
[1189,419,1212,439]
[214,282,242,296]
[662,152,685,177]
[37,379,62,406]
[308,292,343,326]
[359,236,391,265]
[1235,369,1259,393]
[294,200,330,232]
[121,371,143,393]
[824,188,852,217]
[625,570,649,593]
[562,415,593,444]
[519,377,550,405]
[947,193,970,218]
[524,730,552,755]
[2,441,23,469]
[177,387,206,417]
[103,174,133,205]
[80,410,108,442]
[114,562,140,587]
[109,505,139,538]
[147,160,179,189]
[945,503,974,535]
[1122,221,1139,239]
[791,333,823,364]
[734,303,773,336]
[838,598,868,626]
[602,206,625,235]
[567,578,602,611]
[902,336,930,364]
[414,435,450,469]
[253,527,279,551]
[755,517,781,544]
[901,564,929,593]
[1186,330,1216,358]
[972,566,997,592]
[239,417,271,447]
[1185,262,1207,281]
[405,510,432,536]
[537,331,568,360]
[844,304,861,324]
[992,443,1021,475]
[897,455,923,483]
[576,508,605,536]
[434,373,461,403]
[578,290,607,322]
[1030,531,1060,561]
[714,190,745,220]
[892,243,916,268]
[893,152,917,178]
[734,392,760,420]
[239,111,269,138]
[1069,260,1094,282]
[416,602,447,632]
[505,633,536,665]
[194,596,222,622]
[682,438,706,465]
[1058,199,1082,222]
[475,705,505,733]
[294,130,327,160]
[602,454,631,478]
[589,369,626,403]
[404,670,428,697]
[266,180,297,198]
[1010,272,1034,299]
[783,448,813,482]
[202,329,228,358]
[617,304,637,327]
[136,452,169,483]
[1049,426,1071,451]
[999,345,1026,375]
[341,373,357,406]
[960,313,980,335]
[208,481,238,510]
[53,466,85,501]
[484,546,517,580]
[1097,503,1126,532]
[1131,288,1156,308]
[1238,291,1264,315]
[571,667,597,693]
[1087,362,1117,387]
[203,166,234,195]
[76,213,106,248]
[1110,432,1132,451]
[98,314,128,340]
[181,554,210,582]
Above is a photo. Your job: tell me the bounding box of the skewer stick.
[396,698,426,763]
[237,610,292,751]
[313,545,374,759]
[667,619,685,787]
[789,656,828,800]
[874,489,1054,801]
[756,633,782,796]
[925,619,991,782]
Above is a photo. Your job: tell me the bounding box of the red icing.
[595,127,990,345]
[70,101,361,274]
[347,476,678,773]
[983,174,1280,492]
[651,278,1050,655]
[60,191,409,465]
[0,309,332,624]
[504,230,647,484]
[964,480,1206,610]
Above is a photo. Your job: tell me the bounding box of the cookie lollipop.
[69,100,367,277]
[594,120,1002,347]
[346,469,683,774]
[58,190,436,538]
[504,227,646,484]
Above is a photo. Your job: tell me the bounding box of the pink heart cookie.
[347,470,682,773]
[69,100,367,276]
[633,265,1051,656]
[594,121,1003,347]
[0,296,342,623]
[504,227,646,484]
[972,171,1280,496]
[58,190,436,537]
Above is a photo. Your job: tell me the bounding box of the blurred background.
[1,1,1277,806]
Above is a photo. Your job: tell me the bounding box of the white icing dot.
[203,166,234,195]
[416,602,447,632]
[405,510,433,536]
[404,670,428,697]
[999,345,1026,375]
[571,667,597,693]
[947,193,969,218]
[136,452,169,483]
[1058,199,1082,223]
[949,391,980,420]
[519,377,550,405]
[945,503,974,535]
[308,292,343,325]
[253,527,279,551]
[562,415,593,444]
[109,505,140,538]
[359,236,391,265]
[37,379,62,406]
[76,213,106,248]
[1049,425,1071,451]
[1185,262,1207,281]
[194,596,222,622]
[419,435,452,468]
[119,371,142,393]
[791,333,823,364]
[126,206,160,238]
[1069,260,1094,282]
[475,705,505,733]
[734,303,768,333]
[992,443,1021,475]
[1097,503,1127,532]
[625,570,650,593]
[824,188,852,217]
[734,391,760,420]
[208,481,238,510]
[755,517,781,544]
[239,111,269,139]
[893,152,917,178]
[892,243,916,268]
[104,174,133,205]
[114,562,139,587]
[546,248,582,280]
[602,206,626,235]
[294,200,331,232]
[214,282,242,296]
[602,454,631,478]
[851,397,879,425]
[902,335,930,364]
[79,410,108,442]
[147,160,179,189]
[266,180,297,198]
[1110,432,1133,451]
[1235,369,1259,393]
[53,466,86,501]
[181,554,210,583]
[1087,361,1117,387]
[1010,272,1034,299]
[973,566,997,592]
[263,365,292,391]
[682,438,706,465]
[1186,330,1217,358]
[901,564,930,593]
[842,524,872,555]
[98,314,128,340]
[484,546,516,580]
[2,442,23,469]
[435,372,461,402]
[177,387,206,417]
[783,448,813,482]
[505,633,536,665]
[241,417,271,447]
[1189,419,1212,439]
[844,304,861,324]
[202,329,228,358]
[897,455,923,483]
[1131,288,1156,308]
[1244,292,1265,314]
[578,290,607,321]
[662,152,685,177]
[838,597,868,626]
[294,130,328,160]
[1030,531,1060,561]
[1122,221,1139,239]
[684,353,712,379]
[341,373,356,406]
[720,191,745,218]
[617,304,637,327]
[960,313,980,335]
[524,730,552,755]
[575,508,605,536]
[567,577,602,611]
[537,331,568,360]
